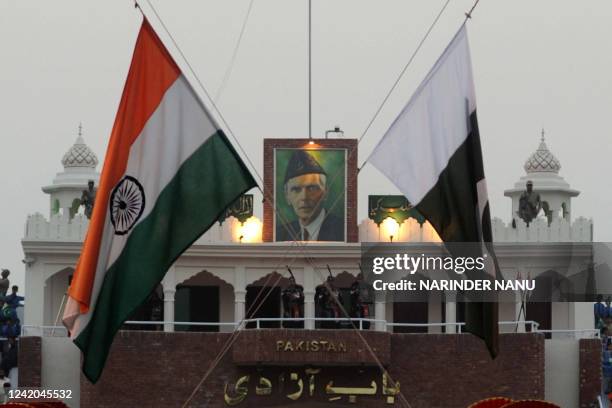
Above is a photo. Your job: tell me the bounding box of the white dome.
[61,134,98,169]
[523,134,560,174]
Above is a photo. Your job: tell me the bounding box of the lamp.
[238,216,263,243]
[381,217,400,242]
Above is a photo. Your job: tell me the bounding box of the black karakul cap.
[284,150,326,184]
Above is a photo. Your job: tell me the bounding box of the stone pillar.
[24,261,44,328]
[303,291,315,330]
[234,290,246,327]
[374,292,386,332]
[163,289,176,332]
[162,269,176,332]
[303,266,316,329]
[445,302,457,334]
[234,265,247,328]
[570,302,593,339]
[515,292,526,333]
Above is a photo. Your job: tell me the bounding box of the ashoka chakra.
[110,175,146,235]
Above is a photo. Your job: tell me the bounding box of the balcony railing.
[26,319,601,339]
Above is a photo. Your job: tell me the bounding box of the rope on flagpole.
[356,0,483,172]
[214,0,256,104]
[464,0,481,19]
[354,0,452,168]
[51,293,68,337]
[140,0,264,192]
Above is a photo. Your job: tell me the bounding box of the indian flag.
[368,25,499,357]
[63,19,257,383]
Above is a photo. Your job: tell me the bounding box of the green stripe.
[75,130,256,383]
[415,111,498,359]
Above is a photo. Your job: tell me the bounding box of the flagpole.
[308,0,312,140]
[464,0,481,19]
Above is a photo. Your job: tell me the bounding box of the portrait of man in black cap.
[275,149,345,241]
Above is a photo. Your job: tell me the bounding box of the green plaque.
[368,195,425,225]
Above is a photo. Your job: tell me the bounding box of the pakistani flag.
[63,19,257,382]
[368,25,498,357]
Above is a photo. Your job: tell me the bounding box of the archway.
[314,271,356,329]
[43,267,74,326]
[176,270,234,332]
[246,271,291,328]
[525,270,570,338]
[123,283,163,331]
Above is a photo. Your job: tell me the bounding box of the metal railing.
[22,319,598,339]
[240,317,384,330]
[535,328,600,338]
[22,325,68,337]
[386,321,465,332]
[124,320,238,328]
[499,320,540,332]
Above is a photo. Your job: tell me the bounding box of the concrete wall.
[552,302,570,335]
[545,338,602,408]
[571,302,594,332]
[545,339,579,407]
[41,337,80,408]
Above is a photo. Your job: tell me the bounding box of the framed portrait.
[263,139,358,243]
[273,148,346,242]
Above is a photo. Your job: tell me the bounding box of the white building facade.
[22,132,595,338]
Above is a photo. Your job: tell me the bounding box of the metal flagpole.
[308,0,312,140]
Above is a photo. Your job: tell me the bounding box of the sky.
[1,0,611,292]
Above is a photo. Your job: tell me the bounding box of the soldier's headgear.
[284,150,326,184]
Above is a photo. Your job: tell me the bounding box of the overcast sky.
[1,0,611,291]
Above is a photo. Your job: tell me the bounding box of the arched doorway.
[44,267,74,326]
[124,284,163,331]
[175,270,234,332]
[246,272,291,329]
[525,270,570,338]
[314,271,355,329]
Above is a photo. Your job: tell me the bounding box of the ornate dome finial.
[61,124,99,169]
[524,129,560,174]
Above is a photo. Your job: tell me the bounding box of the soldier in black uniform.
[282,272,304,328]
[316,274,343,329]
[350,273,374,329]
